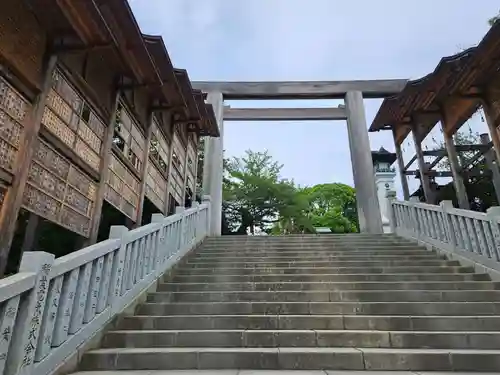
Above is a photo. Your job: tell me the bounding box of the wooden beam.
[0,55,57,276]
[192,80,408,100]
[223,107,347,121]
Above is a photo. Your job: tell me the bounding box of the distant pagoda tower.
[371,147,397,233]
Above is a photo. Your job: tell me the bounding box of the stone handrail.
[0,199,211,375]
[389,199,500,277]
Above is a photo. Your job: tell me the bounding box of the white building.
[372,148,397,233]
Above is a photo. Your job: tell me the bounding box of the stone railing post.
[440,200,456,251]
[385,190,397,233]
[191,202,200,244]
[108,225,129,314]
[202,195,212,235]
[151,214,166,276]
[5,252,54,375]
[487,206,500,259]
[175,206,186,252]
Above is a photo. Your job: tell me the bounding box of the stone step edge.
[121,313,500,319]
[174,272,489,282]
[139,301,500,307]
[86,347,500,354]
[150,290,500,296]
[162,281,497,285]
[81,347,500,371]
[107,329,500,334]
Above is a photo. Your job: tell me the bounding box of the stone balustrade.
[0,199,211,375]
[390,199,500,278]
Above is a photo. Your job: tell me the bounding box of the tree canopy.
[222,150,359,235]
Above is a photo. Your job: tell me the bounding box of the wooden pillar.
[411,123,433,204]
[87,92,121,244]
[392,128,410,200]
[182,139,189,207]
[0,54,57,276]
[20,213,40,253]
[165,135,175,215]
[441,121,469,209]
[481,133,500,203]
[134,111,154,227]
[483,96,500,165]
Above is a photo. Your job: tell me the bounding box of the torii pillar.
[202,92,224,235]
[345,91,383,234]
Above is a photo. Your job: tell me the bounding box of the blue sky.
[130,0,498,197]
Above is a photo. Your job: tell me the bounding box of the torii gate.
[192,80,407,235]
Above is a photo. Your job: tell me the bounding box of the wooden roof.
[371,147,397,165]
[142,34,186,110]
[174,69,200,121]
[204,104,220,137]
[26,0,218,137]
[370,20,500,145]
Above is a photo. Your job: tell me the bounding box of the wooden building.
[369,20,500,207]
[0,0,218,275]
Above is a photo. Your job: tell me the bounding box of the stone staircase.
[78,234,500,372]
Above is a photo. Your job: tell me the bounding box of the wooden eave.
[370,21,500,146]
[370,49,476,144]
[93,0,161,86]
[203,103,220,137]
[174,69,200,120]
[142,34,187,110]
[55,0,111,46]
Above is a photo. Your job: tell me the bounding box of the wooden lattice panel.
[23,138,97,237]
[0,76,30,173]
[187,141,196,176]
[172,131,186,175]
[169,165,184,204]
[114,102,146,172]
[186,169,195,194]
[149,119,170,174]
[42,69,105,172]
[105,154,140,220]
[145,162,166,212]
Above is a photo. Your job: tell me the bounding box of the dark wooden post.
[0,54,57,276]
[392,128,410,200]
[134,110,154,227]
[87,92,121,244]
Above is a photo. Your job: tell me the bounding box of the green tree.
[222,150,360,235]
[304,183,358,233]
[223,150,289,234]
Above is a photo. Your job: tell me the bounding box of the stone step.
[101,329,500,350]
[118,314,500,332]
[135,301,500,316]
[200,242,420,247]
[191,254,443,261]
[159,281,499,292]
[172,272,490,283]
[146,290,500,303]
[184,260,456,268]
[72,371,499,375]
[80,347,500,371]
[174,266,473,275]
[202,238,409,244]
[203,238,408,243]
[200,245,424,252]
